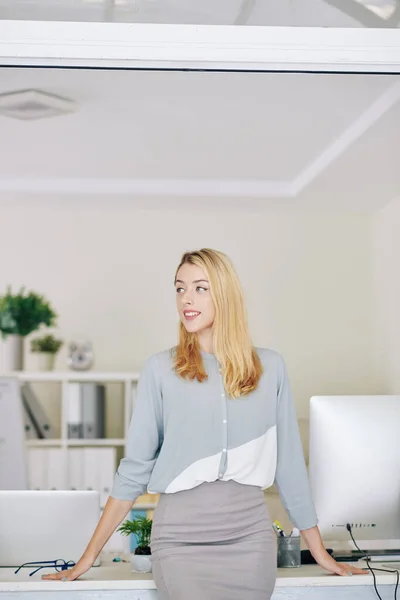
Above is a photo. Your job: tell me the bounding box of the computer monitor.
[309,395,400,551]
[0,490,101,567]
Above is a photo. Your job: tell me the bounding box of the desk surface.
[0,558,398,593]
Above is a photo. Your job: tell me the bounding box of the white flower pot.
[130,553,152,573]
[36,352,56,372]
[2,334,23,372]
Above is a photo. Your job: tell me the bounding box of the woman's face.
[175,263,216,335]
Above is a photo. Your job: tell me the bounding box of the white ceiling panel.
[0,0,250,25]
[246,0,360,26]
[0,68,394,181]
[0,0,398,26]
[0,67,399,213]
[297,100,400,211]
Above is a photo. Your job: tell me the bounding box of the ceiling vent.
[0,89,75,121]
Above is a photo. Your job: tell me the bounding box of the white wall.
[372,196,400,393]
[0,201,381,416]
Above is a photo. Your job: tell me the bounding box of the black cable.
[346,523,399,600]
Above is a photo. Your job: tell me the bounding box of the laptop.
[0,490,101,567]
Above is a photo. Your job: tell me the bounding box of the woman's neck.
[197,330,214,354]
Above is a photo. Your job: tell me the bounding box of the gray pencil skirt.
[150,480,277,600]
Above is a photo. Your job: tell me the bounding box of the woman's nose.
[182,291,193,305]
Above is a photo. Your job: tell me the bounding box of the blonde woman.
[43,248,367,598]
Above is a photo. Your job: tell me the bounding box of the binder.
[67,383,105,439]
[47,448,67,490]
[27,448,48,490]
[21,383,53,439]
[82,447,116,508]
[82,448,100,492]
[67,448,83,491]
[67,383,83,439]
[82,383,105,439]
[98,447,116,509]
[22,402,38,440]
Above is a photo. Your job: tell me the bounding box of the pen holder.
[277,536,301,568]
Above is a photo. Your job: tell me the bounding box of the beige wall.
[372,196,400,394]
[0,202,382,416]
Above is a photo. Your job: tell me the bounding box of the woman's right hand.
[41,497,134,582]
[41,556,94,582]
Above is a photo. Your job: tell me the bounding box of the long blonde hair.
[173,248,263,398]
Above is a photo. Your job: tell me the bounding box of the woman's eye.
[197,286,208,292]
[176,287,184,293]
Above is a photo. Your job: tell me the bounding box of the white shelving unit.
[13,370,140,446]
[25,438,127,447]
[8,370,158,511]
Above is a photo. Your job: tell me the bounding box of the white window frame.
[0,21,400,72]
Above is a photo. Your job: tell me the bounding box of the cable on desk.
[346,523,399,600]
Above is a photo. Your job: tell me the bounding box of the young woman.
[43,248,367,597]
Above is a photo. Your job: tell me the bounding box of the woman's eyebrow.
[175,279,209,284]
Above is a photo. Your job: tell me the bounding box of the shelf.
[26,438,126,447]
[67,438,126,447]
[5,371,140,382]
[16,371,134,497]
[133,503,158,510]
[25,439,64,447]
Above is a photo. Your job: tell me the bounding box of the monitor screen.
[309,395,400,549]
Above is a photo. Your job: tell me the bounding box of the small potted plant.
[30,334,63,371]
[117,515,152,573]
[0,286,57,371]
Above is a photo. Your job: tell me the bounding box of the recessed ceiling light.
[0,89,75,121]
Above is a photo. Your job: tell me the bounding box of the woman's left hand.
[315,550,369,576]
[300,526,368,577]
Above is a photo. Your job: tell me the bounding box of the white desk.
[1,558,398,600]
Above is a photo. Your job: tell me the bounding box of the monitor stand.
[334,548,400,562]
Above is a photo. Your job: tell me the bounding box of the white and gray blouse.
[111,347,318,531]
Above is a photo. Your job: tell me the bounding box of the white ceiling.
[0,0,399,26]
[0,67,399,213]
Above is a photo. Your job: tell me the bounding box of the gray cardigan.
[111,347,318,530]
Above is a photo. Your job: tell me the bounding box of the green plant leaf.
[30,334,63,354]
[117,516,153,549]
[0,287,57,338]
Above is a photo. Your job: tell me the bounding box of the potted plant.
[30,334,63,371]
[0,286,57,371]
[117,515,153,573]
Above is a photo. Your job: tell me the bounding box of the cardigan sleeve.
[111,354,163,502]
[273,354,318,530]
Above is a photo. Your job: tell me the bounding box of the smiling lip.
[183,310,201,320]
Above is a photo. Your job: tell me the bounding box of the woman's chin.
[181,319,206,334]
[182,322,201,333]
[180,316,213,335]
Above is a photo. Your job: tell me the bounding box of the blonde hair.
[173,248,263,399]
